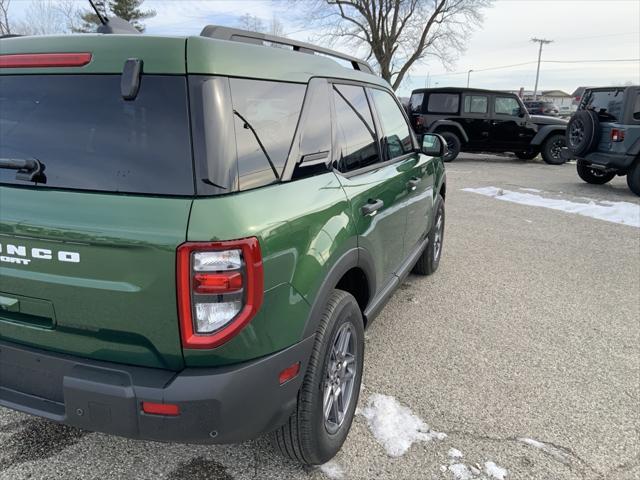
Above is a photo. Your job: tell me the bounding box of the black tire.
[626,159,640,196]
[439,131,461,162]
[271,290,364,465]
[412,195,445,275]
[567,110,600,156]
[576,160,616,185]
[514,150,539,160]
[541,133,567,165]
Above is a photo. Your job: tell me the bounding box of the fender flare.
[427,120,469,143]
[530,125,566,146]
[628,136,640,156]
[301,247,376,338]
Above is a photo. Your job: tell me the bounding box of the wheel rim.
[550,138,564,159]
[323,323,357,434]
[569,119,584,147]
[433,212,443,262]
[588,167,606,178]
[444,138,456,160]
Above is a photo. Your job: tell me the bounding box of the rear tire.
[576,161,616,185]
[271,290,364,465]
[541,133,567,165]
[626,160,640,196]
[412,195,445,276]
[439,131,461,162]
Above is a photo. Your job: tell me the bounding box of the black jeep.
[409,87,568,164]
[564,86,640,196]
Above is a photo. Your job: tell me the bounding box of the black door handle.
[361,199,384,217]
[407,177,421,191]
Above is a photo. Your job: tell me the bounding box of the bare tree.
[305,0,493,90]
[238,13,286,37]
[0,0,11,35]
[12,0,68,35]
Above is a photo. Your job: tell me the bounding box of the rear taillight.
[0,53,92,68]
[611,128,625,142]
[177,238,263,349]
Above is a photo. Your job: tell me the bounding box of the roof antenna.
[88,0,108,26]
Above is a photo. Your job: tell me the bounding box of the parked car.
[409,87,568,164]
[563,85,640,195]
[0,25,447,465]
[524,100,560,117]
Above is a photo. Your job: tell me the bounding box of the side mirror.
[421,133,447,157]
[518,107,527,117]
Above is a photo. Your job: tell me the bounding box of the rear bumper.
[0,336,314,444]
[562,149,636,171]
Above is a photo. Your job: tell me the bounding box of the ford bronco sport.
[0,25,447,465]
[563,86,640,196]
[409,87,568,164]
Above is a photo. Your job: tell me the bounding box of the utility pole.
[467,69,473,88]
[531,37,552,101]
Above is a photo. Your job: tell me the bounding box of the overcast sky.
[9,0,640,96]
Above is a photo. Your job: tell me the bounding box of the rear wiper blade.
[0,157,46,183]
[233,110,279,180]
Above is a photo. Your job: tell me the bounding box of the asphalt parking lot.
[1,154,639,480]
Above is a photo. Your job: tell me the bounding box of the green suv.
[0,26,446,464]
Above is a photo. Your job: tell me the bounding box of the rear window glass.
[427,93,459,113]
[230,78,306,190]
[409,92,424,113]
[0,75,194,195]
[585,89,624,122]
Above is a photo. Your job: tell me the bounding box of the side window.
[299,80,332,158]
[633,92,640,121]
[333,84,379,173]
[369,88,413,160]
[463,95,488,114]
[409,92,425,114]
[427,93,459,113]
[230,78,306,190]
[494,96,521,116]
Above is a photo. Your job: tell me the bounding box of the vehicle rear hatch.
[0,35,192,370]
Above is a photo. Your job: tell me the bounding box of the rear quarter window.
[584,89,624,122]
[0,75,194,195]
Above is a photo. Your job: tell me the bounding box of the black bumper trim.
[0,336,314,444]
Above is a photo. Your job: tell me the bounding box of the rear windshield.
[0,75,194,195]
[584,89,624,122]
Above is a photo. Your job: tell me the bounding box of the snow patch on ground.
[359,394,446,457]
[462,186,640,227]
[484,461,508,479]
[449,463,474,480]
[319,460,344,479]
[448,448,464,459]
[520,187,542,193]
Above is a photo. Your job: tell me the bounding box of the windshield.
[0,75,194,195]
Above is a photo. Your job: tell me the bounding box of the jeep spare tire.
[567,110,600,156]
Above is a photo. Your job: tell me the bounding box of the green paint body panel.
[184,172,357,366]
[0,35,186,74]
[0,187,190,370]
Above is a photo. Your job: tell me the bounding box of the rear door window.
[332,84,380,173]
[463,95,488,114]
[427,93,459,113]
[0,75,194,195]
[369,88,414,160]
[229,79,306,190]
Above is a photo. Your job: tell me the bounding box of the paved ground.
[1,154,639,480]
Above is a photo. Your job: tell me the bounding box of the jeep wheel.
[514,150,538,160]
[576,161,616,185]
[271,290,364,465]
[541,133,567,165]
[567,110,600,156]
[626,160,640,196]
[440,132,461,162]
[412,195,445,275]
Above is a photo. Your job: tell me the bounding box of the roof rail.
[200,25,374,75]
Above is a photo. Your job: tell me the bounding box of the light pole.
[467,69,473,88]
[531,38,552,101]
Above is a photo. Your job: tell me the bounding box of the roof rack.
[200,25,374,75]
